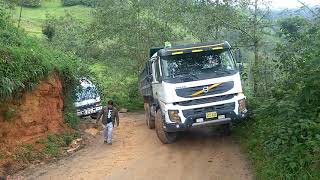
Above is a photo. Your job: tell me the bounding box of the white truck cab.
[139,41,247,144]
[75,78,102,118]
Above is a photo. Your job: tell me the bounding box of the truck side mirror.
[235,48,242,63]
[239,64,244,72]
[148,75,153,82]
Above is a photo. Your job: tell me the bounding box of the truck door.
[152,57,162,100]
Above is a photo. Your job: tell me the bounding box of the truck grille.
[177,94,235,106]
[182,102,235,118]
[77,103,97,110]
[175,81,234,98]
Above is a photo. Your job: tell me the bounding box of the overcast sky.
[271,0,320,9]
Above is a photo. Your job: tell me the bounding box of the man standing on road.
[96,100,119,144]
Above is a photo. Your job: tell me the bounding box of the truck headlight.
[238,99,247,113]
[168,110,181,123]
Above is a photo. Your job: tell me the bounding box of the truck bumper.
[163,110,247,132]
[76,106,102,117]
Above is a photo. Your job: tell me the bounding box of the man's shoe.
[107,142,112,145]
[104,140,108,144]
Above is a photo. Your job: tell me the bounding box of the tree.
[90,0,182,68]
[21,0,41,7]
[182,0,241,42]
[223,0,272,97]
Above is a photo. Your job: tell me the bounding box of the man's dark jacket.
[97,106,119,126]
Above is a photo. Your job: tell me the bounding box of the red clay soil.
[0,73,69,176]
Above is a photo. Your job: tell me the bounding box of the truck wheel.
[90,113,98,119]
[155,109,177,144]
[144,103,155,129]
[221,123,232,136]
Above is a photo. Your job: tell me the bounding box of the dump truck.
[139,41,247,144]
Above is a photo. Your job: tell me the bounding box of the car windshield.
[76,86,98,102]
[161,50,236,82]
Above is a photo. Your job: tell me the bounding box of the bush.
[0,6,88,130]
[61,0,81,6]
[21,0,41,7]
[80,0,97,7]
[0,13,84,100]
[235,15,320,179]
[0,1,11,23]
[40,133,79,157]
[13,144,41,163]
[42,20,55,41]
[61,0,97,7]
[89,62,144,111]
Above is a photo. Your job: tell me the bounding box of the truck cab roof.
[149,41,231,58]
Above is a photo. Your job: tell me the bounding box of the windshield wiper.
[212,69,235,75]
[186,73,199,80]
[170,74,198,82]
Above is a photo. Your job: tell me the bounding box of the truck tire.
[155,109,177,144]
[221,123,232,136]
[90,113,98,119]
[144,103,155,129]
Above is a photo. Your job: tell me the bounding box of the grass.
[13,144,40,163]
[40,133,80,157]
[3,106,17,121]
[11,0,92,37]
[234,99,320,179]
[12,132,80,164]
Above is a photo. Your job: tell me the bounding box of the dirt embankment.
[0,73,68,175]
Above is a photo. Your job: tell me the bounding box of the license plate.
[206,112,217,119]
[84,108,95,115]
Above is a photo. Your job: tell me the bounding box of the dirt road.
[16,112,252,180]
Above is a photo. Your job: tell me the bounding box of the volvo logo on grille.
[203,86,209,93]
[191,83,223,97]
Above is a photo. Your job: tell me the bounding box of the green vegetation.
[12,0,92,37]
[40,132,79,157]
[64,93,81,128]
[0,0,85,130]
[0,0,84,169]
[2,0,320,178]
[21,0,41,7]
[0,12,81,101]
[62,0,97,7]
[89,63,143,111]
[13,144,39,163]
[235,15,320,179]
[3,107,16,121]
[14,132,80,163]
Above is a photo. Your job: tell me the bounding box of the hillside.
[11,0,92,37]
[0,3,85,176]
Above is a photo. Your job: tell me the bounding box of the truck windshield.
[76,87,98,102]
[161,50,236,82]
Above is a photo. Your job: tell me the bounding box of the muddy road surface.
[15,112,252,180]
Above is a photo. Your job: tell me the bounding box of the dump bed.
[139,61,153,97]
